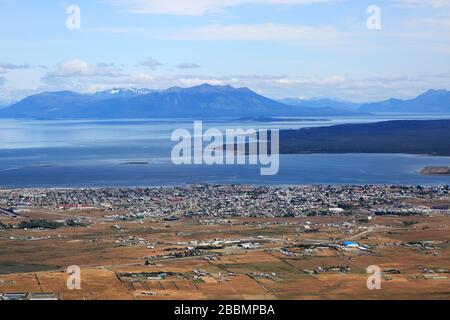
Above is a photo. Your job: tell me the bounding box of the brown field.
[1,209,449,300]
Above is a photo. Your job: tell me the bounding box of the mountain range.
[281,89,450,114]
[0,84,365,119]
[0,85,449,119]
[359,89,450,113]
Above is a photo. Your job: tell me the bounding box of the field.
[1,206,449,300]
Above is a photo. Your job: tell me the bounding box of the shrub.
[18,219,63,229]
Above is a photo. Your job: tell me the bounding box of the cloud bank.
[107,0,333,15]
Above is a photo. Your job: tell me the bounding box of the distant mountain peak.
[195,83,216,89]
[95,87,155,96]
[420,89,449,97]
[360,89,450,113]
[186,83,236,92]
[162,83,252,94]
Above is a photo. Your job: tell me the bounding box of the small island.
[420,166,450,176]
[120,161,149,165]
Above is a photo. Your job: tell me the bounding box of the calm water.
[1,116,450,187]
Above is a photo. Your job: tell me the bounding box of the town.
[1,184,449,219]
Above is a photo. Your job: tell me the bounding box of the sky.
[0,0,449,103]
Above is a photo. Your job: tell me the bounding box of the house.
[164,216,180,221]
[0,292,59,300]
[28,293,59,300]
[1,293,29,300]
[342,241,359,248]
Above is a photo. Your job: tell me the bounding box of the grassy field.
[1,209,449,300]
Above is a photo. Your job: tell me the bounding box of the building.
[28,293,59,300]
[342,241,359,248]
[0,292,59,300]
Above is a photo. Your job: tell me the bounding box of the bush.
[18,219,63,230]
[65,219,88,227]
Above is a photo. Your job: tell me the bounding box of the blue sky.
[0,0,449,103]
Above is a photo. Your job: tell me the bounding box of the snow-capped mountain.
[0,84,366,119]
[94,88,156,98]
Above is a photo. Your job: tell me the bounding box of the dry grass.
[1,210,449,300]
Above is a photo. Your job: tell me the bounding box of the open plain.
[0,185,449,300]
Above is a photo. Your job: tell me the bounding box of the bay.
[1,115,449,188]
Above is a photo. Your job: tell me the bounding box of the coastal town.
[1,184,449,219]
[0,184,449,300]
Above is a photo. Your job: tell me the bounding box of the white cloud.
[0,63,45,74]
[22,59,449,103]
[274,75,346,88]
[139,57,163,69]
[172,23,343,43]
[48,59,124,78]
[8,70,449,103]
[52,59,91,77]
[395,0,450,7]
[178,77,226,86]
[86,23,346,46]
[107,0,333,15]
[177,62,201,69]
[0,76,5,87]
[430,46,450,54]
[321,75,346,85]
[132,73,156,83]
[0,63,31,70]
[409,17,450,30]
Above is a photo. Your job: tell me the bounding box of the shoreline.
[2,182,450,191]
